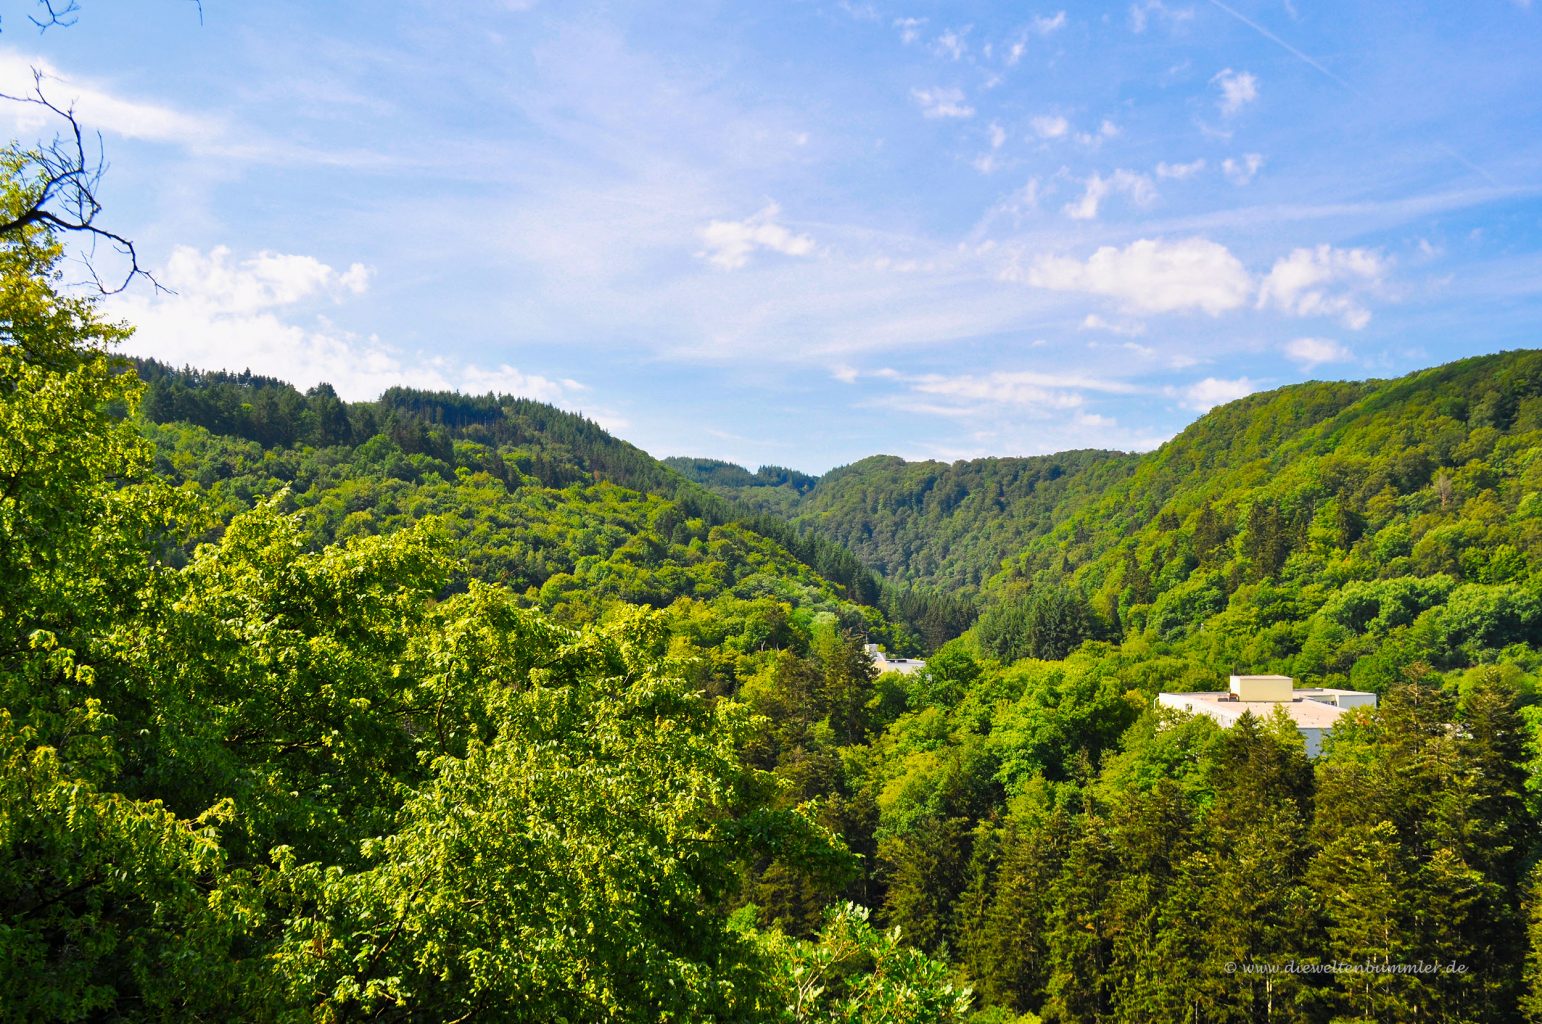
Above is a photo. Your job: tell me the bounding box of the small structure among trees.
[1157,674,1378,755]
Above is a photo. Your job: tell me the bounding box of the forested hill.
[661,457,819,518]
[972,350,1542,683]
[667,351,1542,689]
[137,360,687,496]
[669,450,1136,592]
[131,359,973,650]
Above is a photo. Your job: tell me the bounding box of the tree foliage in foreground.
[0,155,970,1022]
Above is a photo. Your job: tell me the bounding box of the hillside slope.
[981,350,1542,686]
[132,360,932,646]
[670,449,1136,594]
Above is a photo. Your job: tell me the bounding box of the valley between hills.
[10,214,1542,1019]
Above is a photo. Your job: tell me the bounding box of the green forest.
[10,145,1542,1024]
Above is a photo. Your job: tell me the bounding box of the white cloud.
[1030,114,1069,138]
[1180,376,1259,411]
[1156,158,1206,179]
[1027,237,1252,315]
[911,86,975,119]
[975,122,1008,170]
[867,368,1168,457]
[1212,68,1259,116]
[0,50,392,172]
[1063,169,1156,220]
[1257,244,1387,329]
[831,364,861,383]
[1063,177,1108,220]
[935,28,969,60]
[0,51,216,144]
[894,17,927,44]
[913,373,1084,410]
[698,203,816,270]
[1003,11,1066,67]
[112,246,582,404]
[914,369,1136,399]
[838,1,880,20]
[153,245,370,314]
[1223,152,1264,184]
[898,369,1139,419]
[1072,119,1120,147]
[1129,0,1194,33]
[1033,11,1068,34]
[1284,337,1353,369]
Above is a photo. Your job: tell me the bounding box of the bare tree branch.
[29,0,81,31]
[4,1,204,33]
[0,70,164,294]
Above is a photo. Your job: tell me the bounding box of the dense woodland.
[669,450,1134,595]
[9,141,1542,1022]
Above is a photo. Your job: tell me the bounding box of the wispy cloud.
[1223,152,1264,184]
[1212,68,1260,116]
[912,368,1139,402]
[0,48,409,173]
[871,368,1142,429]
[1063,169,1157,219]
[974,176,1044,229]
[1284,336,1353,368]
[1156,158,1207,179]
[1006,32,1029,66]
[698,203,816,270]
[894,17,927,45]
[911,86,975,119]
[863,367,1164,459]
[1082,313,1147,336]
[934,27,970,60]
[112,246,584,404]
[1031,114,1070,139]
[837,1,880,21]
[0,50,216,144]
[1129,0,1195,33]
[1033,11,1069,35]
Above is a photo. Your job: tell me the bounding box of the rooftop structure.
[864,643,927,676]
[1156,675,1377,756]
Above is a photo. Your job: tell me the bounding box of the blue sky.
[3,1,1540,472]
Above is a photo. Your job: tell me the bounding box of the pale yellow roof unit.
[1230,674,1295,702]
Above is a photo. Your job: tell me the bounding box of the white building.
[1156,675,1377,756]
[864,643,926,676]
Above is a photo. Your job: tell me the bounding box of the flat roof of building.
[1157,690,1364,730]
